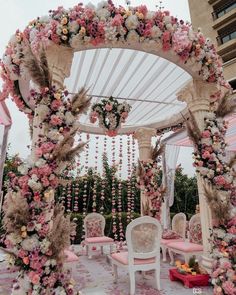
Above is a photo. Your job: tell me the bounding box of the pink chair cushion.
[64,250,79,262]
[167,241,203,252]
[162,229,182,239]
[85,236,114,243]
[111,252,155,265]
[161,238,183,245]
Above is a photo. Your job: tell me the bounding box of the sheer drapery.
[161,144,180,229]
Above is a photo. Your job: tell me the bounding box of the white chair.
[167,214,203,265]
[84,213,114,257]
[161,212,187,261]
[109,216,162,295]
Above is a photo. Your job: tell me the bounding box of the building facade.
[188,0,236,89]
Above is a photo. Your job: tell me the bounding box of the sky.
[0,0,195,176]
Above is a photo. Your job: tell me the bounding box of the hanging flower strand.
[90,96,131,137]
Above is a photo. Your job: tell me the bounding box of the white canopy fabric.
[64,48,191,134]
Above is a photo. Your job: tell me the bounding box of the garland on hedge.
[89,96,131,136]
[1,49,90,294]
[187,108,236,295]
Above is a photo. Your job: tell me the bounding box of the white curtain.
[161,144,180,229]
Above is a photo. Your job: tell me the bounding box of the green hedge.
[70,212,140,244]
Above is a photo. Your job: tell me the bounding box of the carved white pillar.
[134,127,156,215]
[177,79,218,273]
[45,42,74,89]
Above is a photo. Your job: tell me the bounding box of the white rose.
[125,14,139,30]
[21,235,39,251]
[146,11,155,20]
[37,104,50,120]
[35,158,46,168]
[40,239,51,253]
[86,2,95,9]
[163,15,172,24]
[205,112,216,120]
[39,15,50,23]
[18,164,29,175]
[28,179,42,191]
[150,26,162,39]
[96,8,110,21]
[55,287,67,295]
[65,111,75,125]
[97,1,109,10]
[69,21,79,34]
[35,223,42,231]
[126,30,140,43]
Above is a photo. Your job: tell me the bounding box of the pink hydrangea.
[50,115,62,126]
[214,175,226,186]
[40,142,55,154]
[28,271,40,285]
[51,99,62,110]
[38,164,52,176]
[112,14,123,26]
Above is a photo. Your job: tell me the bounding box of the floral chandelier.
[89,96,131,136]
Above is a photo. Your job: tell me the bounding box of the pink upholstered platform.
[64,250,79,262]
[111,252,155,265]
[167,241,203,252]
[85,236,114,243]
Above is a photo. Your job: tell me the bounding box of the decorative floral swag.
[89,96,131,136]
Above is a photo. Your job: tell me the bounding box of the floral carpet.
[0,247,213,295]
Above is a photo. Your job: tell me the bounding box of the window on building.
[212,0,236,19]
[217,21,236,45]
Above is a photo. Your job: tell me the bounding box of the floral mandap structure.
[89,96,131,136]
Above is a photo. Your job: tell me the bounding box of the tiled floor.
[0,246,213,295]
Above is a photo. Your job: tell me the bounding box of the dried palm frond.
[151,138,164,161]
[59,142,86,162]
[2,191,30,233]
[215,94,236,117]
[71,88,91,115]
[48,203,75,262]
[228,153,236,168]
[186,110,201,147]
[202,181,230,223]
[24,45,51,88]
[136,160,145,180]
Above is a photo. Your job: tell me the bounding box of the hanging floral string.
[131,134,136,220]
[61,185,66,208]
[118,136,124,245]
[126,135,132,224]
[100,136,107,215]
[90,96,131,137]
[82,134,89,238]
[73,182,79,212]
[92,135,99,212]
[111,137,118,241]
[66,183,72,213]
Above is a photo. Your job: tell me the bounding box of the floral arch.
[0,1,235,295]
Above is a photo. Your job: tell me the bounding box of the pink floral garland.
[192,113,236,295]
[2,86,82,294]
[137,160,165,220]
[0,1,229,114]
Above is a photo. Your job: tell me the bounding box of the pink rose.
[51,99,62,110]
[18,249,27,259]
[28,271,40,285]
[214,175,226,186]
[41,176,50,187]
[202,130,211,138]
[40,142,55,154]
[202,150,211,159]
[106,130,117,137]
[50,115,62,126]
[121,111,128,119]
[18,175,30,189]
[222,281,236,295]
[105,104,113,111]
[112,14,123,26]
[38,164,52,176]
